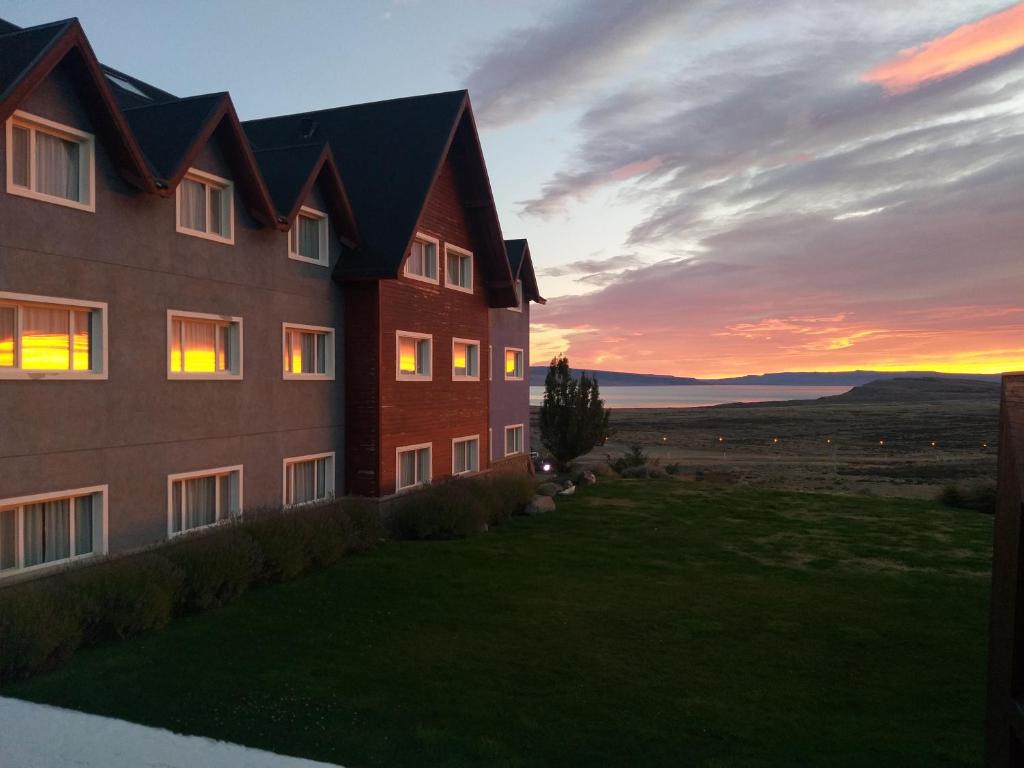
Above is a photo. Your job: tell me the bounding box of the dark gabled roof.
[100,64,176,109]
[504,239,546,304]
[124,93,279,227]
[252,142,359,246]
[0,18,154,192]
[244,91,516,304]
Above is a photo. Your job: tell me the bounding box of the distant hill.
[527,366,1001,387]
[812,377,1000,404]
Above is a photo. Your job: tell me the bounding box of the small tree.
[539,356,612,471]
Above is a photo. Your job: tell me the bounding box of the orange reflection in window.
[399,337,417,374]
[0,339,12,367]
[505,351,518,374]
[22,332,70,370]
[453,343,467,370]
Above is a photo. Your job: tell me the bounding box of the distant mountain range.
[527,366,1003,387]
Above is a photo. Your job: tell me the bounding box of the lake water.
[528,384,852,408]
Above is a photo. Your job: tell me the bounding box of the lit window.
[452,437,479,475]
[0,486,106,575]
[452,338,480,380]
[405,234,438,283]
[283,323,333,378]
[396,444,431,490]
[284,453,334,507]
[396,331,431,380]
[0,292,105,379]
[168,311,242,379]
[504,425,524,456]
[288,207,328,265]
[168,466,242,536]
[6,111,94,211]
[176,169,233,243]
[445,245,473,292]
[505,348,524,380]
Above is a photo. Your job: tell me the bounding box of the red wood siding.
[343,281,381,495]
[376,156,491,495]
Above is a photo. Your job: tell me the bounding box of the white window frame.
[0,290,108,380]
[395,330,432,381]
[282,322,335,380]
[508,279,523,312]
[395,442,432,492]
[444,243,474,293]
[282,452,335,508]
[288,205,329,266]
[166,309,244,380]
[488,345,493,381]
[5,110,96,212]
[451,337,480,381]
[404,232,440,285]
[0,484,108,578]
[505,347,524,381]
[451,435,480,476]
[175,168,234,244]
[504,424,525,457]
[166,465,243,538]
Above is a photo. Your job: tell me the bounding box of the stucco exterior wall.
[0,62,345,556]
[488,301,531,460]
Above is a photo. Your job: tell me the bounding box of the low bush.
[609,446,653,475]
[0,585,82,685]
[165,526,264,612]
[245,509,313,584]
[937,482,997,514]
[620,464,668,480]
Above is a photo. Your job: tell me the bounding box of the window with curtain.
[284,454,334,507]
[397,333,431,379]
[452,437,479,475]
[169,313,240,377]
[445,247,473,291]
[404,237,438,281]
[0,489,103,574]
[283,325,332,377]
[0,296,99,376]
[505,425,524,456]
[452,340,480,379]
[397,445,431,490]
[289,209,328,265]
[169,468,241,536]
[6,113,92,209]
[177,170,233,241]
[505,348,524,380]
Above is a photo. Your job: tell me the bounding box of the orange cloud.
[863,3,1024,94]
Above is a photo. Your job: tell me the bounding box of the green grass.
[6,480,992,767]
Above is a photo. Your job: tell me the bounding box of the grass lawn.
[6,480,992,767]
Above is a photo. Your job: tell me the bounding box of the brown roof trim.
[0,19,155,192]
[511,240,546,305]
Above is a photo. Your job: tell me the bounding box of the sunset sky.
[3,0,1023,377]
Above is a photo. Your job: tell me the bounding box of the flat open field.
[534,381,1000,498]
[7,480,992,767]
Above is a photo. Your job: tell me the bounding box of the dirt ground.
[531,398,999,498]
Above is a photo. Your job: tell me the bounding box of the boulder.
[577,471,597,486]
[559,481,576,496]
[590,462,618,478]
[537,482,561,497]
[525,495,556,515]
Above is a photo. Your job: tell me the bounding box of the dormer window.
[177,169,233,243]
[405,234,439,283]
[6,111,94,212]
[445,244,473,293]
[508,279,523,312]
[288,206,329,266]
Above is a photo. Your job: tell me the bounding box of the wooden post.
[987,374,1024,766]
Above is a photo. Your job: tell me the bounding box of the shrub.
[476,472,535,523]
[390,480,489,540]
[609,445,652,474]
[937,482,997,514]
[0,584,83,685]
[339,499,386,553]
[664,462,684,476]
[70,553,182,643]
[245,508,314,584]
[620,464,668,480]
[165,526,263,612]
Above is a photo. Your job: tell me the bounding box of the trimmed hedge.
[0,472,532,685]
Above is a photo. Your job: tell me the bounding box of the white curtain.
[21,306,70,370]
[185,476,216,530]
[182,319,216,373]
[407,242,423,274]
[292,461,316,504]
[416,448,430,484]
[180,178,206,231]
[219,474,239,518]
[298,216,320,259]
[316,457,329,498]
[454,441,467,472]
[36,131,79,201]
[0,306,14,368]
[11,126,29,187]
[209,186,227,237]
[0,509,16,570]
[399,451,416,488]
[315,333,327,374]
[75,495,94,556]
[23,499,70,567]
